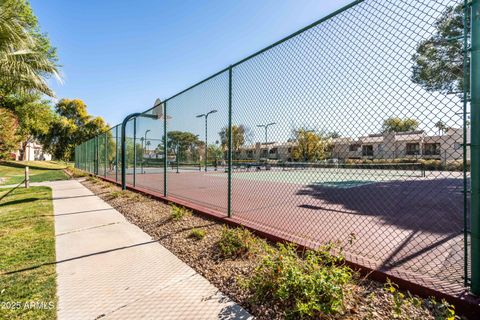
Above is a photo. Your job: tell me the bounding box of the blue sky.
[32,0,463,148]
[31,0,353,127]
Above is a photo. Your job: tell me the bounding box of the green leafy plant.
[86,176,99,183]
[170,204,191,221]
[425,298,456,320]
[218,227,255,258]
[242,243,352,319]
[385,279,405,318]
[189,228,206,240]
[109,190,123,198]
[384,279,456,320]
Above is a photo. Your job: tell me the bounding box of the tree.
[0,108,20,159]
[382,117,419,133]
[290,128,332,162]
[207,144,223,162]
[219,125,252,152]
[412,4,467,94]
[0,1,60,158]
[0,93,54,160]
[40,99,109,160]
[166,131,201,162]
[434,120,452,135]
[0,0,60,97]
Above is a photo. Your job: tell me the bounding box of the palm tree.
[0,2,60,97]
[435,121,446,135]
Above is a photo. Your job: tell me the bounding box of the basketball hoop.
[151,98,171,119]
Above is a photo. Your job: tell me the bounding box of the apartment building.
[234,128,469,162]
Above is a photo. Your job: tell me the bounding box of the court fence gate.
[75,0,480,299]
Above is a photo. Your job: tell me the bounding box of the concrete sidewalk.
[43,179,251,320]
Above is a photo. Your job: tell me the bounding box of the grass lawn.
[0,161,69,186]
[0,186,57,320]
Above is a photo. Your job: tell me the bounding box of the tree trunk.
[21,137,32,161]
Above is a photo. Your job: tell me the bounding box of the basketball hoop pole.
[121,99,164,190]
[121,115,159,190]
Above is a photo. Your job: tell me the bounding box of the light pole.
[256,122,276,161]
[141,129,151,174]
[196,110,217,171]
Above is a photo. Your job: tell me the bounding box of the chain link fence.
[75,0,474,294]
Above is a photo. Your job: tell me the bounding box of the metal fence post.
[470,0,480,295]
[227,66,233,218]
[133,117,137,187]
[164,101,168,197]
[116,126,119,182]
[97,136,100,175]
[463,0,470,288]
[105,132,108,178]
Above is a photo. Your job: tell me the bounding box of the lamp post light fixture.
[196,109,218,171]
[256,122,276,160]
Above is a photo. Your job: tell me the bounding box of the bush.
[86,176,99,183]
[384,279,456,319]
[218,227,255,258]
[189,228,206,240]
[67,167,88,178]
[170,204,191,221]
[344,158,469,172]
[109,190,128,199]
[242,243,352,319]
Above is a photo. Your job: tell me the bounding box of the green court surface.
[209,167,424,188]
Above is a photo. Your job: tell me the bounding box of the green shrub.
[384,279,456,320]
[218,227,255,258]
[418,159,442,171]
[86,176,99,183]
[426,298,456,320]
[242,243,352,319]
[170,205,192,221]
[110,190,125,198]
[68,167,88,178]
[344,158,469,172]
[189,228,206,240]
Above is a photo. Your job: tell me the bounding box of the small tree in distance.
[382,117,419,133]
[290,128,332,162]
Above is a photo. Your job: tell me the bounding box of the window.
[287,147,292,153]
[362,145,373,156]
[378,144,384,152]
[262,149,268,156]
[349,144,360,152]
[247,150,254,158]
[269,148,277,154]
[454,142,462,150]
[423,143,440,155]
[406,143,420,155]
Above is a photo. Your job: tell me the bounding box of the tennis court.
[128,164,467,293]
[211,163,425,187]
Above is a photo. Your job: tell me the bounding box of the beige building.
[332,128,468,162]
[234,128,469,163]
[236,141,296,161]
[13,141,52,161]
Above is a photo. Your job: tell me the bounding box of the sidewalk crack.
[56,221,123,236]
